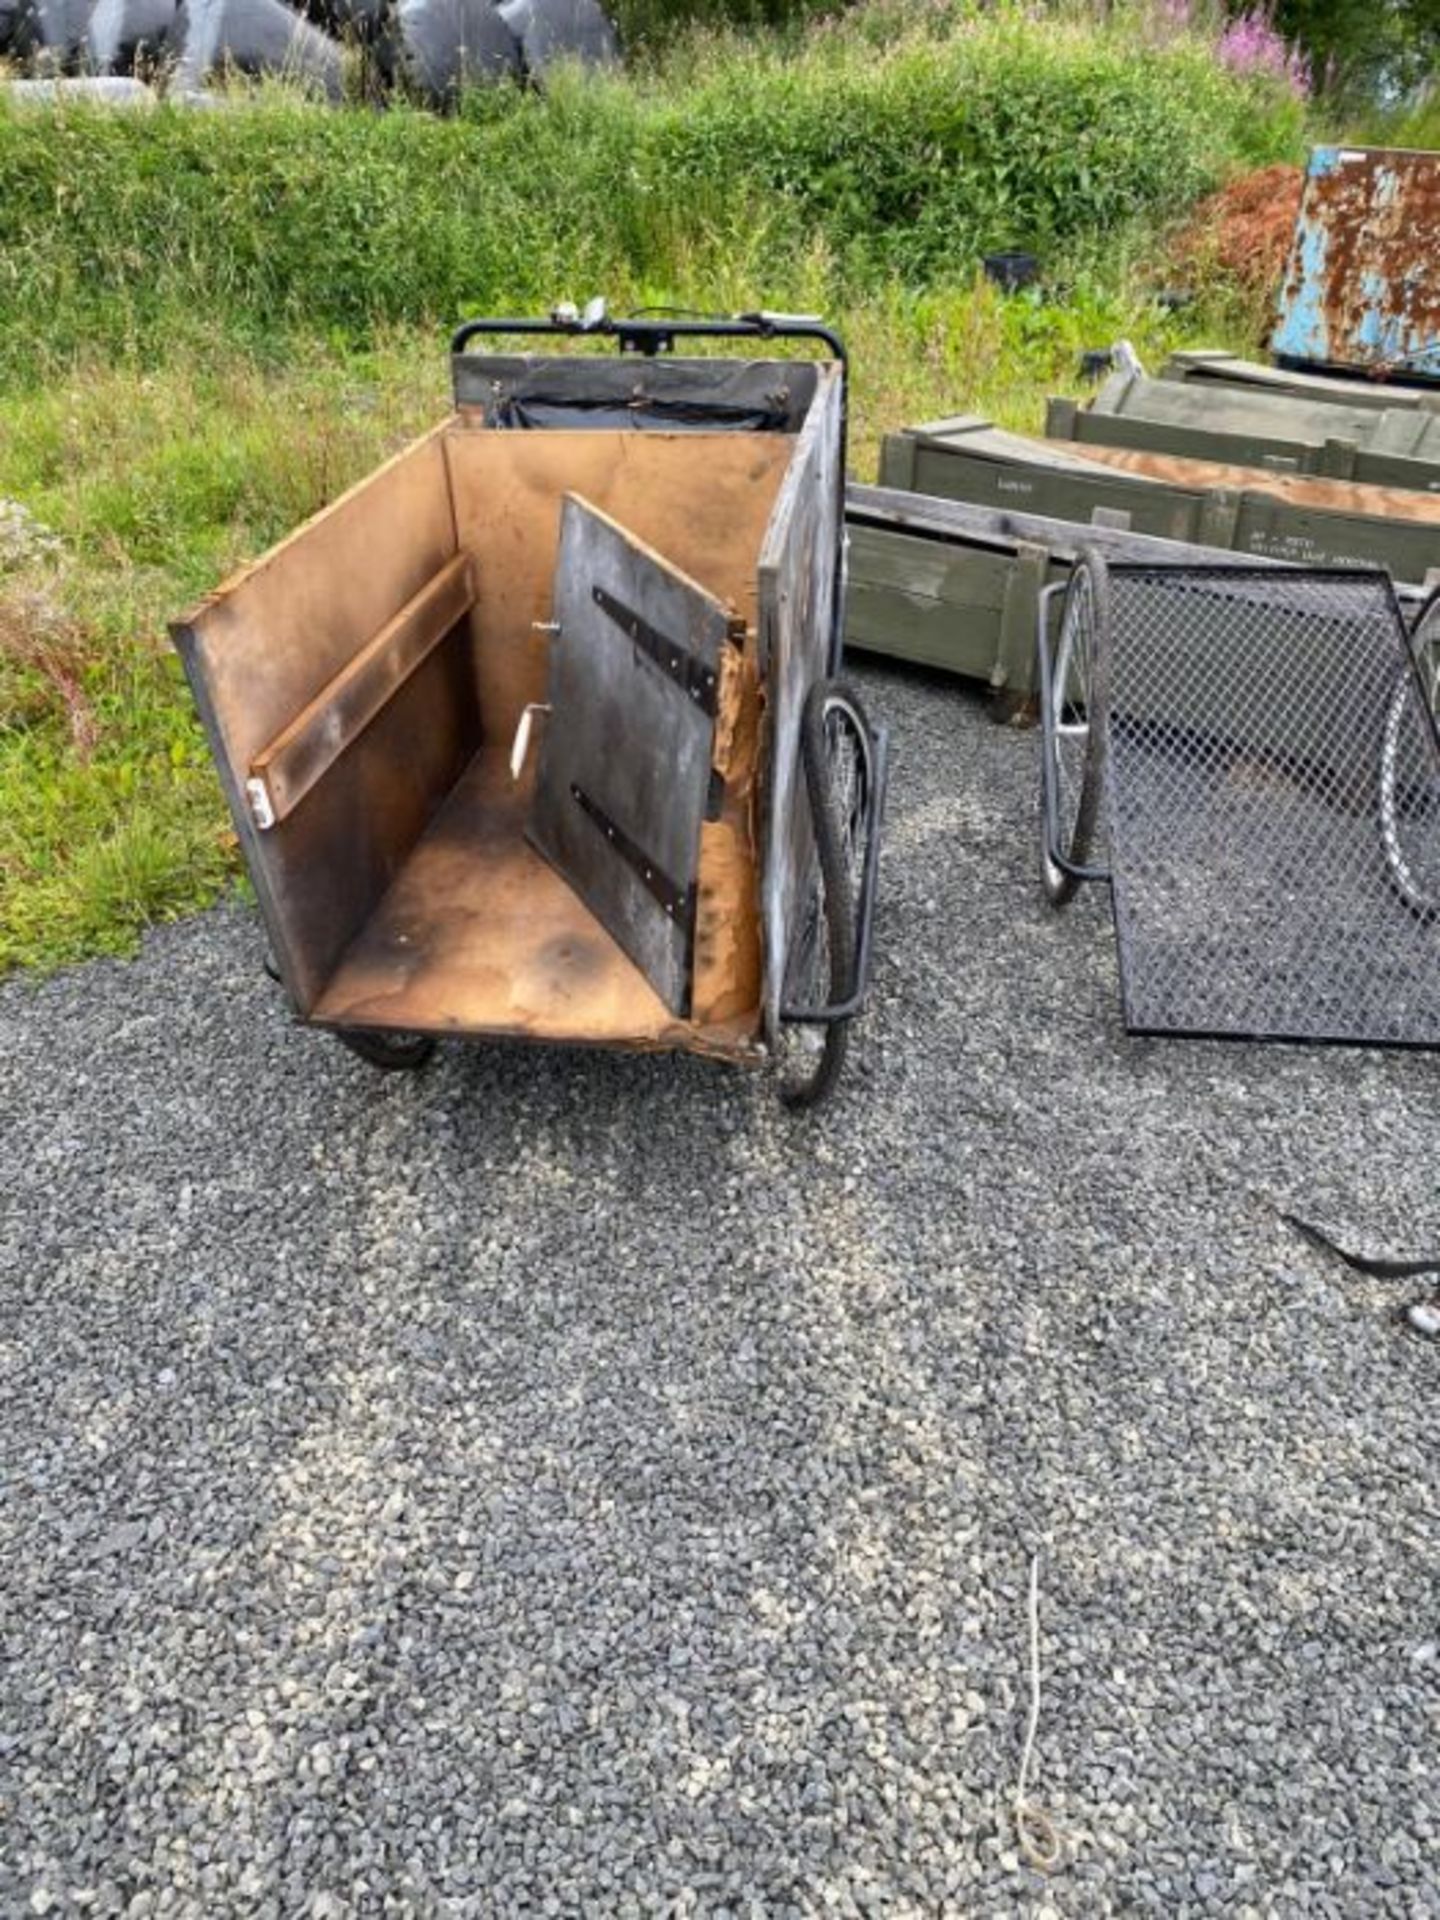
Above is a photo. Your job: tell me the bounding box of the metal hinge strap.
[571,784,695,930]
[591,584,719,715]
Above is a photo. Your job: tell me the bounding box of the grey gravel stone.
[0,662,1435,1913]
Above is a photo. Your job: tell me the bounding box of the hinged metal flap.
[528,494,731,1016]
[570,783,696,930]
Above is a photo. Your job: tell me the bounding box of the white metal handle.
[509,703,551,783]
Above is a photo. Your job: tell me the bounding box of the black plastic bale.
[86,0,180,72]
[982,250,1039,294]
[498,0,618,76]
[178,0,344,97]
[396,0,519,101]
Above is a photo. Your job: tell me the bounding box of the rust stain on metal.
[1275,148,1440,381]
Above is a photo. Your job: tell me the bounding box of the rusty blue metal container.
[1273,146,1440,384]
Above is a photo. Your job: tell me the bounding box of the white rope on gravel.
[1014,1553,1067,1874]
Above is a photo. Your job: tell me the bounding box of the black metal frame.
[1039,555,1440,1049]
[451,306,886,1037]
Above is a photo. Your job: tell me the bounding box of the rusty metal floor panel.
[1100,568,1440,1046]
[312,748,693,1049]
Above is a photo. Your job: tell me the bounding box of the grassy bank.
[0,7,1303,379]
[0,4,1307,974]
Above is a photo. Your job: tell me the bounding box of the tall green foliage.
[0,8,1305,383]
[609,0,835,49]
[1269,0,1440,99]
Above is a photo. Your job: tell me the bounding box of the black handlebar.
[450,309,847,368]
[449,306,850,672]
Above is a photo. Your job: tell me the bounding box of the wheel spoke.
[1379,627,1440,922]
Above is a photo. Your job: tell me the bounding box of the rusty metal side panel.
[171,425,469,1015]
[757,362,842,1045]
[1274,146,1440,382]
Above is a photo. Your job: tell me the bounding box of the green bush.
[1360,90,1440,150]
[0,6,1306,384]
[609,0,837,53]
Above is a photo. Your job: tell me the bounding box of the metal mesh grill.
[1096,566,1440,1046]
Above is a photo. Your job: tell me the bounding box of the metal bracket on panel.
[245,775,277,832]
[1198,489,1242,549]
[619,330,674,356]
[591,584,719,715]
[571,783,696,931]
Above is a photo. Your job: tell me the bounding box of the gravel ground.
[2,660,1437,1919]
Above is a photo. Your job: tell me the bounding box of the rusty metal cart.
[173,309,888,1107]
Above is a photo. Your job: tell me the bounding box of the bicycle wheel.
[335,1029,437,1071]
[1039,556,1108,907]
[1379,590,1440,922]
[776,679,873,1110]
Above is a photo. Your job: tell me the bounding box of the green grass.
[0,1,1306,974]
[0,340,449,969]
[1361,93,1440,150]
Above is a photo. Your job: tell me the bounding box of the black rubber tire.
[1378,587,1440,922]
[777,678,869,1111]
[335,1029,437,1072]
[1039,554,1109,908]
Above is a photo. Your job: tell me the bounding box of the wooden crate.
[844,484,1428,701]
[1049,370,1440,493]
[878,416,1440,587]
[1161,349,1438,412]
